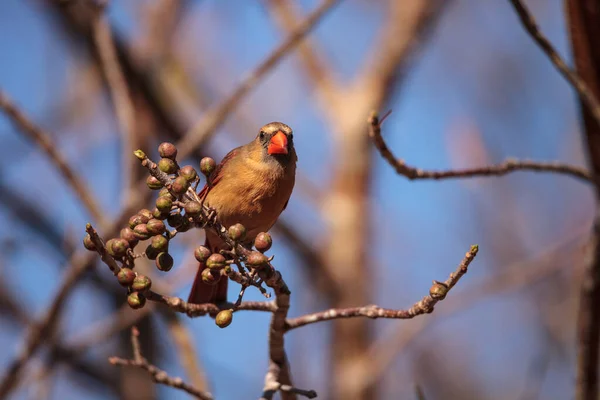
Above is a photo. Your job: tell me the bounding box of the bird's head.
[256,122,295,161]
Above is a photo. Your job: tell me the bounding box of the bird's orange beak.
[267,131,288,155]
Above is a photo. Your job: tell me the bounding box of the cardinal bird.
[188,122,297,304]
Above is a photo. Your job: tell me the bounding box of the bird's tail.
[188,238,228,305]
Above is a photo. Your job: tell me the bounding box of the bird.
[188,122,297,304]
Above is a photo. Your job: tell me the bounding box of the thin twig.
[0,89,105,225]
[368,112,592,183]
[109,327,213,400]
[508,0,600,131]
[175,0,342,159]
[91,4,139,203]
[286,245,478,330]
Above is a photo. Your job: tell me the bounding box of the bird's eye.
[259,131,265,140]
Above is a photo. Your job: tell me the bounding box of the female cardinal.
[188,122,297,304]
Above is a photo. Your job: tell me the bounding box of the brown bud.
[128,214,145,229]
[200,157,216,177]
[132,275,152,292]
[83,234,96,251]
[127,292,146,309]
[194,246,211,263]
[215,309,233,328]
[171,176,190,195]
[133,224,151,240]
[206,253,227,270]
[201,268,219,285]
[228,223,247,242]
[167,213,184,228]
[156,252,174,272]
[117,268,136,287]
[429,281,449,300]
[108,238,130,258]
[146,175,162,190]
[138,209,153,222]
[158,158,177,174]
[184,201,202,216]
[254,232,272,252]
[158,142,177,159]
[245,251,268,268]
[156,196,173,213]
[146,219,166,235]
[179,165,198,182]
[150,235,169,252]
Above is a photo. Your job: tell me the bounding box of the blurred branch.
[175,0,343,159]
[508,0,600,132]
[264,0,340,108]
[91,3,139,202]
[368,112,593,183]
[109,327,213,400]
[285,245,478,330]
[0,89,105,225]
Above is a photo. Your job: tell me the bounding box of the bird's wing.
[198,147,240,197]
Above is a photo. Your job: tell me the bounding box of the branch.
[109,327,213,400]
[174,0,342,159]
[0,89,105,225]
[368,112,592,183]
[507,0,600,132]
[286,245,478,330]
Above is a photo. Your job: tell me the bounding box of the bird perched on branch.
[188,122,297,304]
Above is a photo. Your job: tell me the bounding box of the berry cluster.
[83,142,276,328]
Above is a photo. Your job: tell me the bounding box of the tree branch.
[368,112,592,183]
[109,327,213,400]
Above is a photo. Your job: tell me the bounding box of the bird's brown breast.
[204,149,296,246]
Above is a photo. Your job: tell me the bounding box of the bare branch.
[508,0,600,132]
[175,0,343,159]
[286,245,478,330]
[109,327,213,400]
[368,112,592,183]
[0,89,105,225]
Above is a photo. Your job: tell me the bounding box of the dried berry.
[120,227,137,244]
[201,268,219,285]
[215,309,233,328]
[108,238,130,258]
[245,251,268,268]
[167,213,184,228]
[133,224,151,240]
[158,142,177,159]
[179,165,198,182]
[158,187,175,200]
[138,209,153,222]
[132,275,152,292]
[127,292,146,309]
[145,244,160,260]
[150,235,169,252]
[206,253,227,270]
[128,214,145,229]
[117,268,136,287]
[156,196,173,213]
[254,232,272,253]
[200,157,216,177]
[146,175,162,190]
[83,234,96,251]
[152,207,168,220]
[156,252,174,272]
[194,246,211,263]
[158,158,177,174]
[146,219,166,235]
[184,201,202,216]
[171,176,190,195]
[227,223,247,242]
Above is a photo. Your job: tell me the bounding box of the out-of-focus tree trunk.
[566,1,600,399]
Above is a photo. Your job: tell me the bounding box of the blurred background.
[0,0,593,399]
